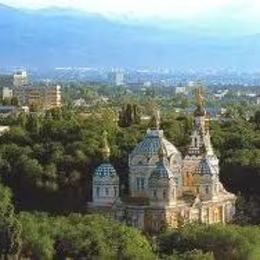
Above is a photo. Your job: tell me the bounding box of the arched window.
[105,187,109,196]
[136,177,145,191]
[114,187,117,196]
[153,190,157,198]
[136,177,140,190]
[205,186,209,194]
[194,137,198,147]
[96,187,100,197]
[140,178,145,190]
[172,189,175,198]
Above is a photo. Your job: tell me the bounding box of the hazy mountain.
[0,4,259,69]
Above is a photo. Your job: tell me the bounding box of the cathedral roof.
[130,129,181,159]
[195,158,218,176]
[150,159,174,179]
[149,141,175,181]
[94,163,117,178]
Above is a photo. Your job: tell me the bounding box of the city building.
[214,89,229,100]
[0,126,10,135]
[0,106,18,117]
[110,71,125,86]
[13,71,28,87]
[175,86,187,95]
[0,106,28,118]
[256,96,260,105]
[116,71,124,86]
[14,85,62,110]
[2,87,13,100]
[88,88,236,233]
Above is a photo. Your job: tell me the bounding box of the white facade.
[92,163,119,206]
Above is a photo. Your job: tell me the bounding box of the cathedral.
[88,89,236,233]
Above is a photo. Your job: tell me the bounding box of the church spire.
[101,130,110,161]
[194,86,206,117]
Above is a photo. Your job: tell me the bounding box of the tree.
[18,213,155,259]
[253,110,260,129]
[118,103,141,127]
[26,114,41,134]
[10,97,19,106]
[158,224,260,260]
[17,112,27,128]
[0,183,21,258]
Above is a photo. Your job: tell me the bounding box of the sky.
[0,0,259,19]
[1,0,260,35]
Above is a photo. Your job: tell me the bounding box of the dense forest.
[0,94,258,258]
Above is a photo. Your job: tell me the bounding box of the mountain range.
[0,4,260,70]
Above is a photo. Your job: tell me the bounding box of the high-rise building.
[108,70,125,86]
[14,85,62,110]
[2,87,13,100]
[13,71,28,87]
[114,71,124,86]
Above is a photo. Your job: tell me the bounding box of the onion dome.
[95,163,117,178]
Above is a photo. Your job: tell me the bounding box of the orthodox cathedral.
[88,89,236,232]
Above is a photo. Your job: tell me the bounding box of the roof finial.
[194,85,205,116]
[101,130,110,161]
[155,109,160,130]
[150,108,161,130]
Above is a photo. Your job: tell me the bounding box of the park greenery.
[0,84,258,258]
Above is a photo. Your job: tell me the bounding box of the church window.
[136,177,145,191]
[140,177,144,190]
[96,187,100,197]
[114,187,117,196]
[105,188,109,196]
[136,177,140,190]
[205,186,209,194]
[163,190,167,199]
[153,190,157,198]
[194,137,198,147]
[172,189,175,198]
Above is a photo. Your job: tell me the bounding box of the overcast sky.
[1,0,259,35]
